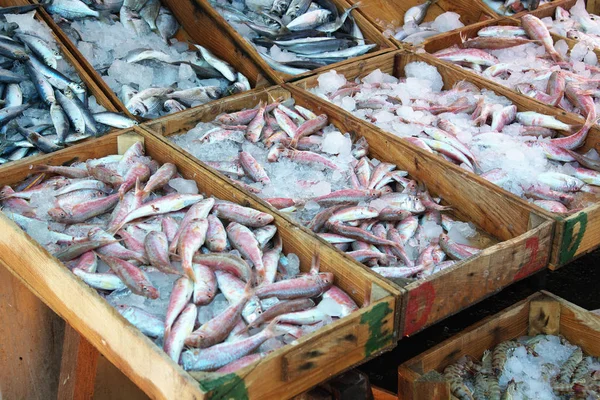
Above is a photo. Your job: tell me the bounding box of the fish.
[404,0,438,25]
[1,149,367,373]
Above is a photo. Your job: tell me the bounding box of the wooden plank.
[57,325,99,400]
[528,298,561,336]
[589,0,600,14]
[117,132,144,155]
[93,355,149,400]
[413,371,451,400]
[398,366,421,400]
[0,128,397,400]
[0,260,65,400]
[373,386,397,400]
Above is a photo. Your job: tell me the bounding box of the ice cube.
[286,253,300,277]
[168,178,199,194]
[404,62,443,92]
[431,12,464,33]
[317,71,347,94]
[317,297,344,317]
[421,221,443,239]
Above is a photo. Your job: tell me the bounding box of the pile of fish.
[45,0,251,119]
[431,14,600,127]
[483,0,547,15]
[210,0,374,75]
[0,8,134,165]
[390,0,465,45]
[540,0,600,51]
[168,96,494,282]
[0,141,361,372]
[309,62,600,214]
[443,335,600,399]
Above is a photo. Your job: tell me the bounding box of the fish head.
[318,272,334,285]
[206,86,222,100]
[141,284,159,299]
[48,207,69,222]
[69,82,86,95]
[129,102,148,117]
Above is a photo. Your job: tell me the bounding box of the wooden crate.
[0,127,399,399]
[0,1,119,113]
[525,0,600,52]
[344,0,496,49]
[293,47,600,269]
[483,0,572,18]
[188,0,395,83]
[418,21,600,268]
[397,291,600,400]
[30,0,274,121]
[142,83,553,339]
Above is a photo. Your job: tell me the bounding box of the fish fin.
[309,253,320,275]
[459,31,467,47]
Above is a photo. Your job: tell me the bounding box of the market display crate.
[0,126,399,400]
[28,0,274,121]
[397,291,600,400]
[345,0,496,49]
[185,0,395,83]
[482,0,572,18]
[524,0,600,51]
[142,83,553,339]
[293,48,600,269]
[0,1,123,152]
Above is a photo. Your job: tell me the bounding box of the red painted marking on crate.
[513,237,544,281]
[403,282,435,336]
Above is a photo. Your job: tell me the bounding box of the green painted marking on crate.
[559,212,588,265]
[199,373,248,400]
[360,302,393,357]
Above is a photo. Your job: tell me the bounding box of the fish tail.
[265,316,282,337]
[309,253,320,274]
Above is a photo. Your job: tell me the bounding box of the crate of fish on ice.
[348,0,496,47]
[481,0,567,17]
[0,3,138,168]
[0,126,400,399]
[398,291,600,400]
[292,45,600,269]
[421,15,600,129]
[142,81,553,338]
[525,0,600,53]
[33,0,273,121]
[184,0,395,83]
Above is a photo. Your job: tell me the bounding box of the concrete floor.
[359,250,600,393]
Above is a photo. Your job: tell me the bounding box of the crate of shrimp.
[398,291,600,400]
[30,0,274,121]
[0,126,399,399]
[180,0,395,83]
[142,82,553,338]
[343,0,496,48]
[292,45,600,270]
[0,2,138,167]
